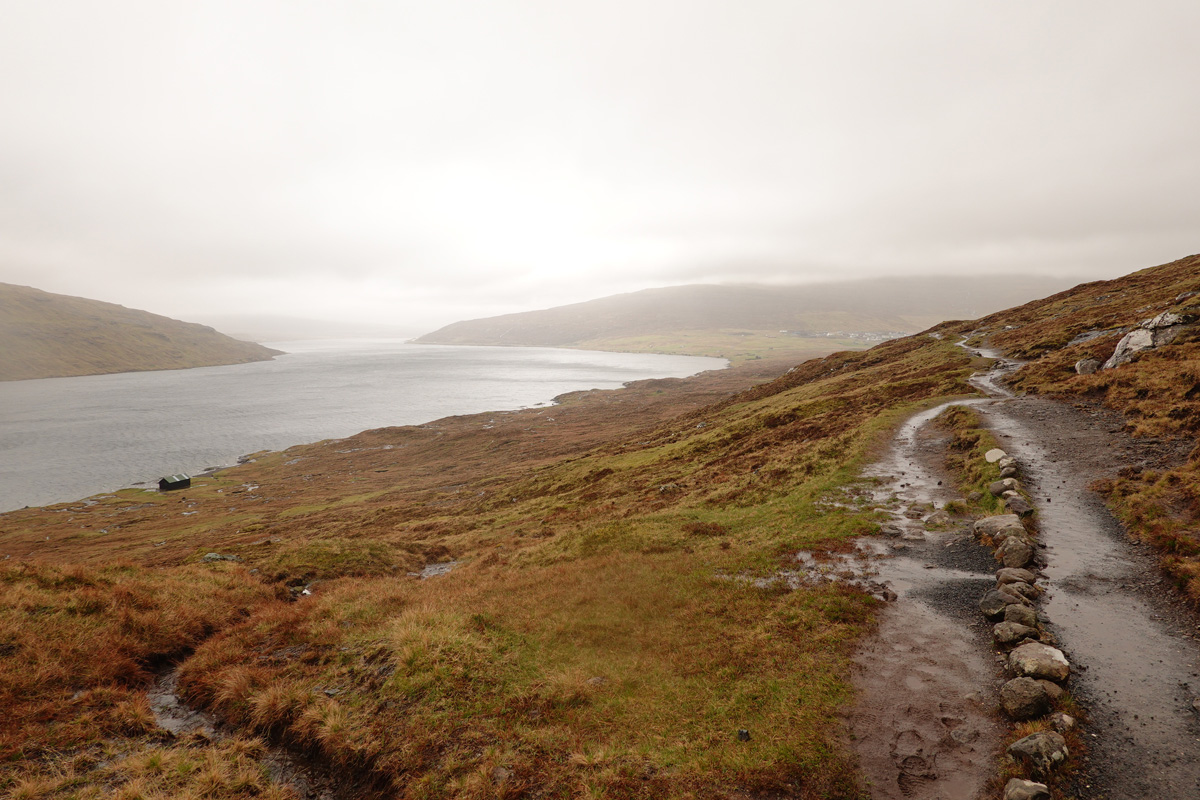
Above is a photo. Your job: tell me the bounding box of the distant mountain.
[415,275,1078,348]
[0,283,282,381]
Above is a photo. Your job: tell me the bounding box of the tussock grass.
[178,553,873,798]
[0,562,272,760]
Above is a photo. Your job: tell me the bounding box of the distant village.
[784,330,908,342]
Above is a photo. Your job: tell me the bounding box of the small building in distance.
[159,473,191,491]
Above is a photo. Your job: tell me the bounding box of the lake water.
[0,341,725,513]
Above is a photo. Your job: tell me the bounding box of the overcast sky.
[1,1,1197,334]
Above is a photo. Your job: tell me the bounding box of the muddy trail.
[847,350,1200,799]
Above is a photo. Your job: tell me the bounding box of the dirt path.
[850,350,1200,798]
[979,396,1200,798]
[847,397,1006,800]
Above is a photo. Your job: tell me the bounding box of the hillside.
[415,275,1076,351]
[0,283,282,381]
[2,255,1199,798]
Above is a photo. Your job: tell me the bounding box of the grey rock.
[991,525,1029,544]
[1103,312,1190,369]
[1008,731,1069,776]
[1000,677,1051,720]
[202,552,241,562]
[1074,357,1102,375]
[998,536,1035,568]
[925,509,952,527]
[1004,777,1051,800]
[1146,310,1186,329]
[1000,465,1020,478]
[1009,642,1070,682]
[1004,580,1041,601]
[980,588,1030,619]
[997,455,1018,470]
[967,490,983,503]
[985,448,1008,463]
[1005,496,1034,518]
[975,514,1023,537]
[1049,711,1076,732]
[1038,680,1065,702]
[997,567,1038,585]
[1004,603,1039,628]
[990,478,1020,497]
[994,621,1039,646]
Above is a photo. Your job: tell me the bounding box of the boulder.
[1004,603,1039,628]
[1008,730,1069,776]
[1004,777,1051,800]
[1074,358,1102,375]
[985,448,1008,463]
[994,621,1039,646]
[1049,711,1076,732]
[1103,312,1191,369]
[990,478,1020,496]
[1037,679,1065,702]
[1005,496,1035,518]
[997,536,1035,568]
[1000,677,1051,720]
[1000,465,1020,478]
[1009,642,1070,682]
[980,588,1030,619]
[997,567,1038,586]
[975,514,1023,537]
[925,509,952,527]
[1004,580,1041,601]
[997,455,1018,470]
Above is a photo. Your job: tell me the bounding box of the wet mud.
[846,397,1005,800]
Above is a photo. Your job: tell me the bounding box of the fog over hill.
[416,275,1078,347]
[0,283,282,381]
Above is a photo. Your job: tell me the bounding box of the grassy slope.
[1,331,980,799]
[0,283,281,381]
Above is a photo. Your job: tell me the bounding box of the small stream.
[148,667,339,800]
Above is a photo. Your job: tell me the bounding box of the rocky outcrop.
[1103,311,1193,369]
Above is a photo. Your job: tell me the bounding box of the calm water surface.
[0,341,724,512]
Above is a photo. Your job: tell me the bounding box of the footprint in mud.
[890,729,938,779]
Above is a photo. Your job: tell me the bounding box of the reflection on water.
[0,340,724,512]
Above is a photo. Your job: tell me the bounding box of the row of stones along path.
[841,344,1200,799]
